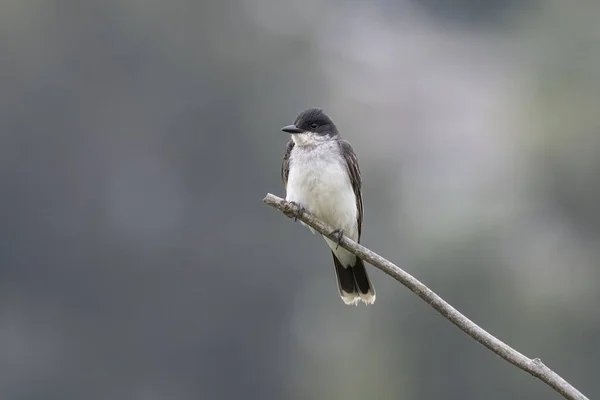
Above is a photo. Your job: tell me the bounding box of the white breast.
[285,141,359,243]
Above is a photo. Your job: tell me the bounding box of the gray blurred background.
[1,0,598,399]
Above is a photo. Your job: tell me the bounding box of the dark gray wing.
[339,139,363,240]
[281,140,295,188]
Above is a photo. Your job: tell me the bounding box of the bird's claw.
[284,201,305,222]
[331,229,344,250]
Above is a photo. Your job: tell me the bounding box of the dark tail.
[332,252,376,305]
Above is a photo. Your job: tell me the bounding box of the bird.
[280,107,375,305]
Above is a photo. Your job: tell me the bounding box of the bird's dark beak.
[281,124,304,134]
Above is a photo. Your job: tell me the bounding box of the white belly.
[286,145,359,265]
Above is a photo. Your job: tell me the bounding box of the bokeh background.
[1,0,598,399]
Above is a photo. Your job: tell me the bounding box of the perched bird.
[281,108,375,305]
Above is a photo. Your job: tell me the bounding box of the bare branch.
[263,193,589,400]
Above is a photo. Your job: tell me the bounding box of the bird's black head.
[281,108,338,136]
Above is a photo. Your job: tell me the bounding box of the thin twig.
[263,193,589,400]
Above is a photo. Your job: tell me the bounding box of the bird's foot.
[284,201,305,222]
[331,229,344,250]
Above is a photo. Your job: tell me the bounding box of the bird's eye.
[311,123,318,129]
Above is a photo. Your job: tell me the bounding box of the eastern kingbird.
[281,108,375,305]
